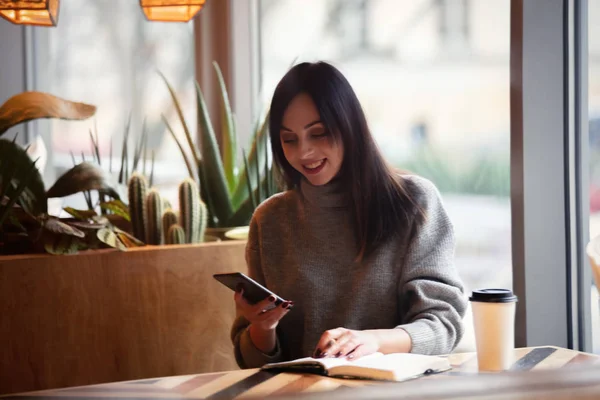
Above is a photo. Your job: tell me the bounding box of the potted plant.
[0,91,142,255]
[159,62,285,240]
[126,172,223,246]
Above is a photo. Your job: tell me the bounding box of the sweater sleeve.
[395,177,468,355]
[230,215,285,369]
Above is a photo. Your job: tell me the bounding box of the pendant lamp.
[140,0,206,22]
[0,0,59,26]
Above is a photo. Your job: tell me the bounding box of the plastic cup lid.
[469,288,518,303]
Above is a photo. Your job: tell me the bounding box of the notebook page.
[263,352,384,370]
[263,355,348,370]
[328,353,450,381]
[348,353,448,372]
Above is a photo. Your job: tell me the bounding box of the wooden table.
[2,346,599,400]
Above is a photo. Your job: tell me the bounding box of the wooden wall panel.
[0,241,247,395]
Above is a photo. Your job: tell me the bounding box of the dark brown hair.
[269,61,425,261]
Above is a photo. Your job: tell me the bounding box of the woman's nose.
[299,140,315,159]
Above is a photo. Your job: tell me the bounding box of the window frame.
[507,0,591,351]
[194,0,260,155]
[572,0,593,352]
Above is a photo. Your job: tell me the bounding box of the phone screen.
[213,272,286,306]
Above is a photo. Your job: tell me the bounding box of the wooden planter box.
[0,241,247,395]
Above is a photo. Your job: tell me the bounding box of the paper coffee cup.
[469,289,518,372]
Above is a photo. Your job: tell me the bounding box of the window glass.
[38,0,195,209]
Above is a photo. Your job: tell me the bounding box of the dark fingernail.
[281,301,289,308]
[314,349,321,358]
[321,352,328,358]
[335,352,342,358]
[268,295,275,302]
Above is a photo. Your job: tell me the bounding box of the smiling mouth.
[302,159,326,174]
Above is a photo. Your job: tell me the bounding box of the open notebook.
[261,352,451,382]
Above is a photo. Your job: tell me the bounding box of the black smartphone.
[213,272,286,307]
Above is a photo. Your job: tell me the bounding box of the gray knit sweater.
[231,174,467,369]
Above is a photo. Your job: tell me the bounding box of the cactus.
[179,178,201,244]
[166,224,186,245]
[127,177,209,246]
[145,189,163,245]
[128,173,148,242]
[198,200,208,242]
[162,208,178,244]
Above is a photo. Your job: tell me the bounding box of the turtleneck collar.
[299,177,350,209]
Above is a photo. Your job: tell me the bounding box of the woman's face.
[280,93,344,186]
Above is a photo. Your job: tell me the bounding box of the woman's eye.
[312,132,329,139]
[282,138,296,144]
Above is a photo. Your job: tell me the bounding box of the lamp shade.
[0,0,59,26]
[140,0,206,22]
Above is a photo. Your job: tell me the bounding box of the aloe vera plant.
[159,62,283,229]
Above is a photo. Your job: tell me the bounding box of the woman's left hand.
[312,328,380,360]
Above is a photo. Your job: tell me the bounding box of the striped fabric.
[3,347,598,400]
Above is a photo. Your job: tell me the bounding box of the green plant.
[145,188,163,245]
[0,142,137,255]
[166,224,185,245]
[179,177,204,243]
[160,62,283,229]
[128,172,148,242]
[128,175,208,246]
[400,146,510,197]
[76,114,155,216]
[0,91,96,136]
[198,200,207,243]
[0,92,141,255]
[0,138,43,229]
[162,208,178,243]
[90,114,155,187]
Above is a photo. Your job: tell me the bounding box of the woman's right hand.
[234,288,294,331]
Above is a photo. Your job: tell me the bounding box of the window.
[587,0,600,354]
[258,0,511,352]
[33,0,196,210]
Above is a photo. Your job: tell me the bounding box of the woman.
[231,61,467,369]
